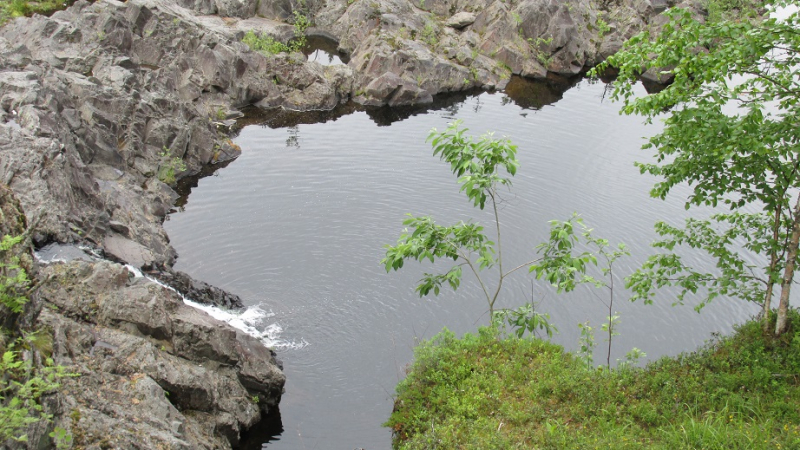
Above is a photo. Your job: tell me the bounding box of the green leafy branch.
[384,123,627,341]
[627,212,773,311]
[531,215,630,369]
[591,1,800,335]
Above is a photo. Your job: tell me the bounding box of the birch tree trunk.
[775,195,800,336]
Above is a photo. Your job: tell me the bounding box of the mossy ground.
[387,311,800,449]
[0,0,78,26]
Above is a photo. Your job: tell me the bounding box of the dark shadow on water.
[178,74,584,215]
[237,407,284,449]
[303,35,350,66]
[501,73,582,110]
[172,156,237,210]
[232,74,584,134]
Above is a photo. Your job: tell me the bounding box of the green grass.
[241,10,309,56]
[387,311,800,449]
[0,0,78,26]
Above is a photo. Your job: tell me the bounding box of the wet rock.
[103,234,156,268]
[35,260,285,449]
[154,269,245,308]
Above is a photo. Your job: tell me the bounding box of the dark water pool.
[166,76,764,449]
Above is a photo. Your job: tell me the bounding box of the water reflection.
[303,35,350,66]
[233,75,580,134]
[238,408,284,449]
[502,73,581,110]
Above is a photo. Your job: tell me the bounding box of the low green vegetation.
[0,233,72,445]
[528,35,553,67]
[157,146,187,186]
[0,332,72,444]
[0,0,78,26]
[387,311,800,449]
[242,11,309,55]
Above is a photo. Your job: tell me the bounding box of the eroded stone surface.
[33,260,285,449]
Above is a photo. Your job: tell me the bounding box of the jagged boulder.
[34,260,285,449]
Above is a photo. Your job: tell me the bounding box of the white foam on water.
[34,244,307,349]
[124,264,307,350]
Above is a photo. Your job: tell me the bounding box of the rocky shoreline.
[0,0,684,446]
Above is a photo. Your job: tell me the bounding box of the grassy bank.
[386,311,800,449]
[0,0,78,26]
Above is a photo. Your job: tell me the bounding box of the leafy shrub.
[242,11,310,55]
[157,147,187,186]
[0,235,30,314]
[0,335,70,443]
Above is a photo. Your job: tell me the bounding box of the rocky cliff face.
[0,0,679,446]
[35,260,285,449]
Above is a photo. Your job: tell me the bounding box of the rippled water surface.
[165,78,764,449]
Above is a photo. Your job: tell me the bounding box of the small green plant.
[243,11,309,56]
[618,347,646,368]
[242,30,291,55]
[596,17,610,38]
[469,65,479,81]
[0,235,30,314]
[251,395,260,404]
[1,0,76,26]
[528,35,553,66]
[50,426,73,449]
[576,321,596,370]
[215,107,226,121]
[383,123,622,340]
[532,216,631,370]
[419,21,437,48]
[0,336,73,443]
[157,147,187,186]
[493,302,557,338]
[290,10,310,50]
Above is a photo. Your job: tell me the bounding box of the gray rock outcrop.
[34,260,285,449]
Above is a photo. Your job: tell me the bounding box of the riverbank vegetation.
[387,311,800,449]
[386,0,800,447]
[0,0,78,26]
[598,0,800,336]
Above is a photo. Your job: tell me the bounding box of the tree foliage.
[594,1,800,334]
[382,121,526,318]
[383,122,627,341]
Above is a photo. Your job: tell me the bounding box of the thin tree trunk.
[775,196,800,335]
[763,207,781,331]
[489,189,503,318]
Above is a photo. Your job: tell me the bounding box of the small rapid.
[34,243,307,350]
